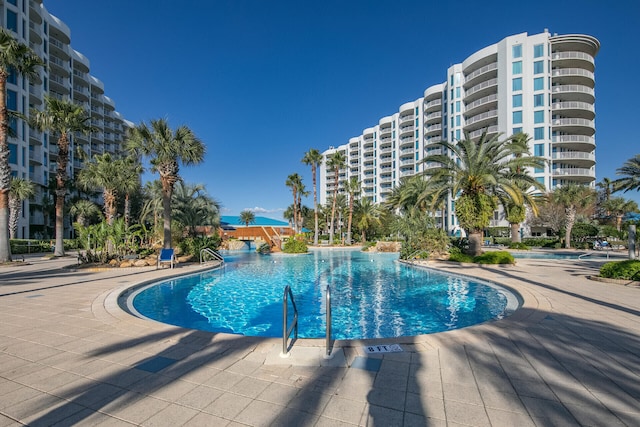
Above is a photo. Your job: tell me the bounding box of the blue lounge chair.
[157,248,176,269]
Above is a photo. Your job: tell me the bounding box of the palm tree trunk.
[9,197,19,239]
[312,164,318,245]
[162,185,172,249]
[0,75,12,262]
[0,191,10,261]
[564,207,576,249]
[54,190,65,256]
[347,199,353,245]
[468,231,483,256]
[510,223,521,243]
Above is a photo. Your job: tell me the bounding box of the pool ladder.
[200,248,225,265]
[281,285,333,358]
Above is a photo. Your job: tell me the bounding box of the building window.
[455,87,461,98]
[534,44,544,58]
[512,94,522,108]
[455,129,461,140]
[536,177,545,185]
[534,127,545,140]
[6,90,17,111]
[455,101,460,113]
[512,77,522,91]
[9,143,18,164]
[533,60,544,74]
[512,44,522,58]
[512,61,522,75]
[534,143,544,156]
[513,111,522,124]
[6,10,18,32]
[534,110,544,124]
[534,77,544,91]
[534,93,544,107]
[455,115,460,126]
[513,127,523,135]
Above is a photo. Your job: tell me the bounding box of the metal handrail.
[406,250,427,264]
[281,285,298,357]
[200,247,224,265]
[326,285,332,357]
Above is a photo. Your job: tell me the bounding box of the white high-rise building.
[1,0,132,238]
[320,31,599,233]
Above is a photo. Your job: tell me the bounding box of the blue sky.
[46,0,640,217]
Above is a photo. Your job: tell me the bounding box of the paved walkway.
[0,252,639,426]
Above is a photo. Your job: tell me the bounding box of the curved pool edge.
[105,257,529,350]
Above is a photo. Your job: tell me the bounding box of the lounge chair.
[157,248,176,269]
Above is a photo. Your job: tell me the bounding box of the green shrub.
[283,235,308,253]
[508,242,530,250]
[523,238,559,248]
[494,237,511,246]
[361,241,377,252]
[599,260,640,280]
[448,247,474,263]
[473,251,515,264]
[178,235,221,257]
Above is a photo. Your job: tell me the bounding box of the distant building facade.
[1,0,132,238]
[320,31,599,233]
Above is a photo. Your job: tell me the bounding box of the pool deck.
[1,252,639,426]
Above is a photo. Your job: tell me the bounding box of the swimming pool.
[130,249,520,340]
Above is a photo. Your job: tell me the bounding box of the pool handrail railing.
[281,285,298,357]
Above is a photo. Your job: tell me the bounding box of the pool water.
[131,249,518,340]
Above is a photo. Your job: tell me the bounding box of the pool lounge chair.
[157,248,176,269]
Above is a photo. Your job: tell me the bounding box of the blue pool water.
[131,249,519,340]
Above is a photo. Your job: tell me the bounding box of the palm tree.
[240,210,256,227]
[354,197,382,242]
[127,119,205,249]
[597,177,613,201]
[551,184,595,248]
[77,153,122,225]
[422,132,545,255]
[613,154,640,194]
[285,173,303,233]
[345,176,360,244]
[327,150,346,244]
[69,199,101,227]
[171,181,219,236]
[30,96,95,256]
[603,196,638,232]
[120,156,142,227]
[8,177,35,239]
[0,28,44,261]
[302,148,323,245]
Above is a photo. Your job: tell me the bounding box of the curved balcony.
[552,101,595,120]
[379,126,392,136]
[29,23,42,45]
[551,84,595,103]
[552,167,595,183]
[49,56,70,77]
[379,156,393,166]
[551,68,595,87]
[465,93,498,117]
[73,85,89,102]
[551,151,595,167]
[379,145,392,154]
[49,37,70,60]
[349,149,360,158]
[424,111,442,124]
[552,134,595,151]
[464,78,497,102]
[465,109,497,129]
[424,98,442,112]
[399,114,415,124]
[425,124,442,137]
[29,85,42,106]
[552,51,595,72]
[552,118,595,135]
[463,62,498,89]
[30,0,43,23]
[49,74,69,93]
[468,126,498,140]
[400,136,415,148]
[399,124,414,136]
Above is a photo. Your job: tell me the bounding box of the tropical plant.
[602,196,639,232]
[171,181,219,237]
[327,150,346,244]
[551,184,596,248]
[302,148,323,245]
[8,177,35,239]
[613,154,640,194]
[354,197,382,242]
[127,119,205,249]
[285,173,304,233]
[69,199,102,227]
[30,96,95,256]
[239,210,256,227]
[345,176,360,245]
[421,132,545,255]
[0,28,44,261]
[283,234,308,253]
[77,153,123,225]
[120,156,142,227]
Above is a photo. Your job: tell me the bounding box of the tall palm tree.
[345,176,360,244]
[120,156,142,227]
[0,28,44,261]
[613,154,640,194]
[239,210,256,227]
[8,177,35,239]
[603,196,638,232]
[302,148,323,245]
[30,96,95,256]
[69,199,101,227]
[422,132,545,255]
[551,184,595,248]
[597,177,613,202]
[77,153,122,225]
[327,150,346,244]
[285,173,303,233]
[171,181,219,236]
[127,119,205,249]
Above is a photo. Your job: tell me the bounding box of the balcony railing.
[552,101,594,112]
[465,62,498,82]
[552,135,594,145]
[553,118,594,127]
[552,168,595,177]
[552,51,594,63]
[466,109,497,126]
[465,78,498,97]
[552,152,595,161]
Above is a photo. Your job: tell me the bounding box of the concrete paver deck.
[1,252,639,426]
